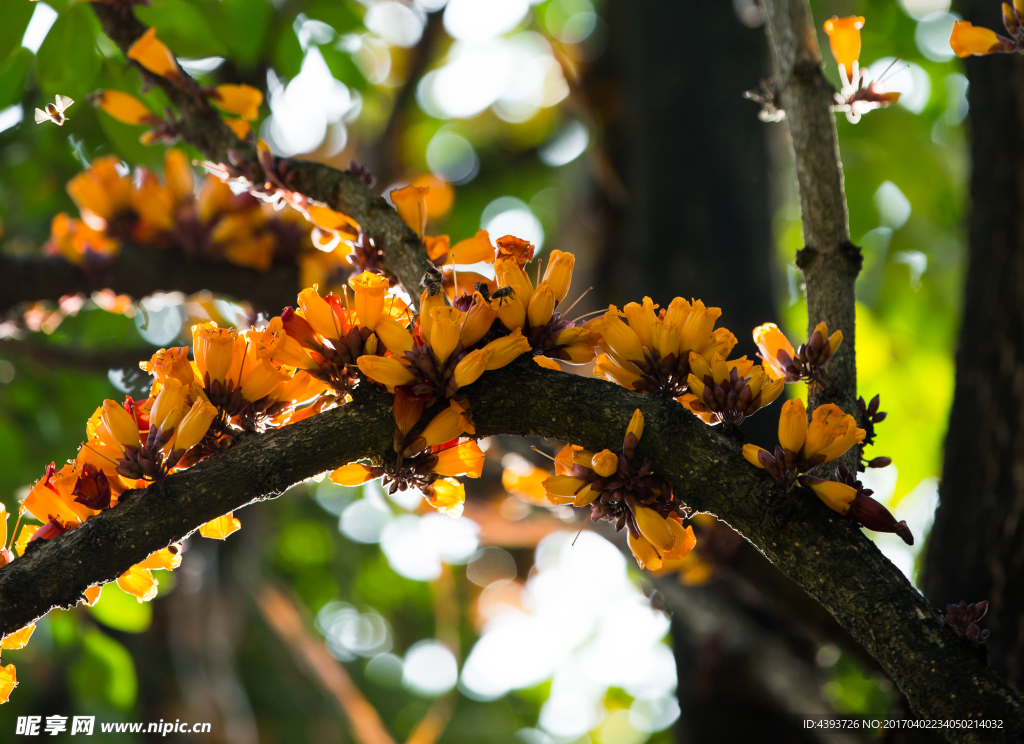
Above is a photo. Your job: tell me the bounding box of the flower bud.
[494,256,534,310]
[847,493,913,545]
[374,315,415,356]
[429,306,464,366]
[622,297,657,350]
[597,306,645,363]
[742,444,768,469]
[482,329,530,370]
[527,284,555,329]
[460,293,497,346]
[798,476,857,515]
[102,400,141,450]
[299,288,340,341]
[331,462,378,486]
[454,348,493,389]
[174,399,217,452]
[494,293,526,331]
[149,378,187,433]
[357,355,417,388]
[591,449,619,478]
[540,250,575,304]
[193,322,240,385]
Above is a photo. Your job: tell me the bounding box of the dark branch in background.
[0,244,298,315]
[759,0,861,439]
[90,4,432,300]
[0,361,1019,741]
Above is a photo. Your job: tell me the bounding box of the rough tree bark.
[0,245,298,314]
[0,361,1019,741]
[922,0,1024,693]
[760,0,861,428]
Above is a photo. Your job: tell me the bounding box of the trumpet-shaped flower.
[753,321,843,383]
[127,27,181,82]
[823,16,864,80]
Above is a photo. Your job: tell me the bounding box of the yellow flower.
[149,378,187,433]
[494,293,526,331]
[454,348,493,389]
[661,519,697,561]
[357,355,417,388]
[0,664,17,704]
[595,306,645,363]
[803,479,857,515]
[193,322,241,385]
[127,27,180,80]
[542,475,589,505]
[950,20,1010,57]
[804,404,865,463]
[418,402,472,449]
[628,533,662,571]
[424,234,451,261]
[391,185,429,236]
[173,399,217,452]
[449,230,495,264]
[1,624,35,651]
[591,449,619,478]
[482,328,531,370]
[141,347,194,386]
[779,398,808,453]
[239,358,286,403]
[67,155,133,223]
[430,306,464,366]
[101,400,141,450]
[223,118,251,140]
[622,297,658,350]
[163,149,195,202]
[331,462,378,486]
[374,315,415,356]
[626,408,645,443]
[419,289,447,344]
[199,513,241,539]
[494,256,534,311]
[93,90,160,125]
[433,441,485,478]
[213,83,263,120]
[350,271,390,330]
[527,284,555,329]
[594,353,643,389]
[752,323,796,382]
[299,287,341,341]
[822,16,864,80]
[139,544,182,571]
[83,586,102,607]
[743,443,767,469]
[633,505,675,552]
[117,564,159,602]
[425,478,465,517]
[540,250,575,304]
[460,292,497,346]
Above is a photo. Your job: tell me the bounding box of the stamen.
[572,513,592,546]
[559,286,593,317]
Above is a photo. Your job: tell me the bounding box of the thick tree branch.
[760,0,861,423]
[89,3,432,299]
[0,361,1018,740]
[0,244,298,314]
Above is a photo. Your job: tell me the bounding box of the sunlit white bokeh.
[365,1,426,48]
[21,2,57,54]
[402,640,459,697]
[426,130,480,183]
[874,181,912,230]
[264,48,360,157]
[443,0,530,41]
[915,13,960,62]
[316,601,394,661]
[539,120,590,167]
[867,58,932,114]
[861,467,939,586]
[460,532,679,740]
[481,196,545,250]
[899,0,952,20]
[135,294,183,346]
[0,106,24,136]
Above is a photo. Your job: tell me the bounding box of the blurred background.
[0,0,971,741]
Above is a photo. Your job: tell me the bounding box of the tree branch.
[760,0,861,424]
[0,244,298,315]
[0,361,1019,740]
[89,3,432,300]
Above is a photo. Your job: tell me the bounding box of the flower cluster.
[823,16,901,123]
[742,399,864,489]
[949,2,1023,57]
[945,601,991,647]
[857,394,892,471]
[542,410,697,571]
[753,321,843,384]
[46,150,350,286]
[681,354,783,427]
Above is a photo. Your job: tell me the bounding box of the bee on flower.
[591,296,737,400]
[753,321,843,384]
[822,16,901,123]
[742,398,865,490]
[542,409,697,571]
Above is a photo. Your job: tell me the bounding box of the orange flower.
[331,462,378,486]
[433,441,485,478]
[449,230,495,264]
[350,271,390,330]
[199,513,241,539]
[425,478,465,517]
[823,16,864,80]
[1,624,35,651]
[117,564,159,602]
[223,118,251,140]
[213,84,262,120]
[0,664,16,704]
[949,20,1014,57]
[92,90,161,125]
[391,185,429,236]
[127,27,180,81]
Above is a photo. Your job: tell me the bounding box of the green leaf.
[88,583,153,633]
[272,26,303,79]
[0,48,32,117]
[71,630,138,710]
[213,0,273,66]
[306,0,363,34]
[320,45,367,91]
[0,0,34,64]
[135,0,229,58]
[35,4,101,100]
